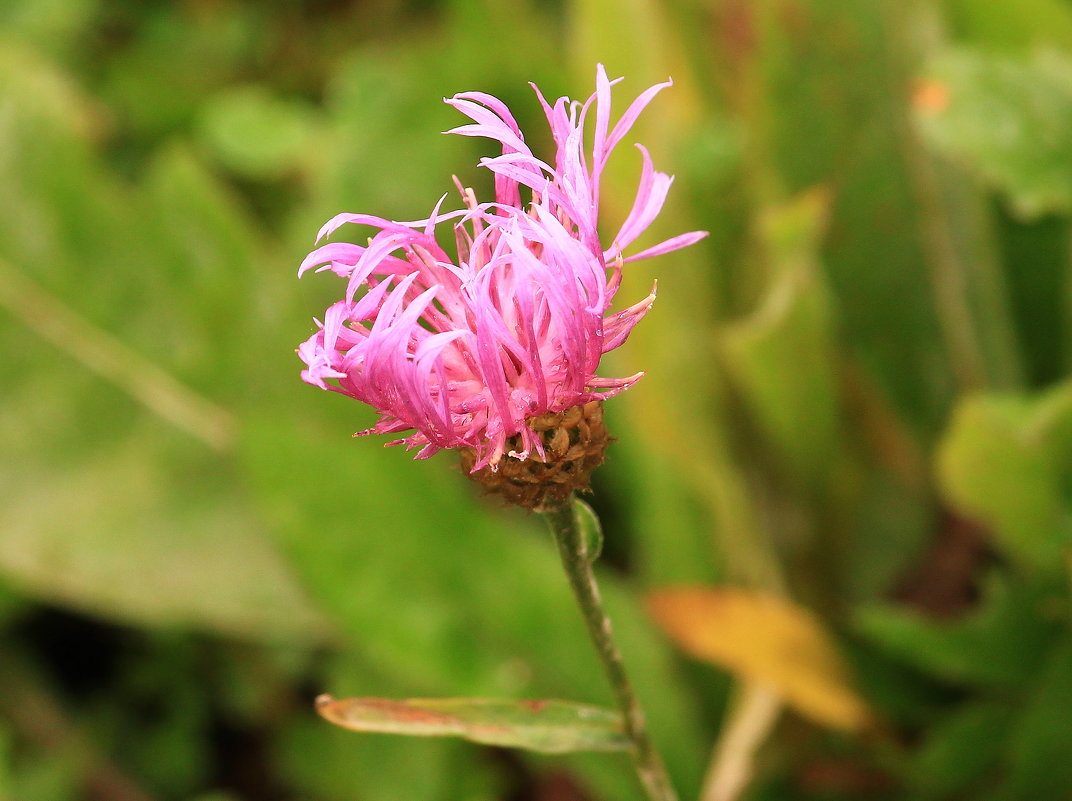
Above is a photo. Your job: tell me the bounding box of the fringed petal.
[297,67,705,462]
[623,230,709,263]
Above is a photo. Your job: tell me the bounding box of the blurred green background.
[2,0,1071,799]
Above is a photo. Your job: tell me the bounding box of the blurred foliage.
[0,0,1070,800]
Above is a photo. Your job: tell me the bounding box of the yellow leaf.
[647,587,871,732]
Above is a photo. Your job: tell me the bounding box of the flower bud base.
[460,401,609,511]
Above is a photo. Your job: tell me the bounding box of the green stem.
[543,499,679,801]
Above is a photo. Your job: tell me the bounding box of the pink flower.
[298,65,707,471]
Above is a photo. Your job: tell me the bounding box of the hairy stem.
[543,499,679,801]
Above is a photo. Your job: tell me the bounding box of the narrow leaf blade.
[315,696,629,754]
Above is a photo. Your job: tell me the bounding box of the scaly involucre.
[298,65,707,470]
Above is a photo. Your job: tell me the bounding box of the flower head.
[298,65,706,478]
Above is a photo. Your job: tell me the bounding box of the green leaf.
[572,497,604,563]
[0,427,332,640]
[0,48,329,640]
[719,190,842,486]
[570,0,696,123]
[0,578,25,627]
[315,696,628,754]
[917,47,1072,219]
[854,575,1063,688]
[98,4,256,137]
[944,0,1072,53]
[0,0,98,58]
[6,735,80,801]
[0,40,129,280]
[844,477,933,601]
[0,725,10,800]
[995,635,1072,799]
[197,85,319,180]
[937,380,1072,571]
[909,701,1011,799]
[996,211,1070,387]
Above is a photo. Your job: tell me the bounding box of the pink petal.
[623,230,709,263]
[612,145,673,251]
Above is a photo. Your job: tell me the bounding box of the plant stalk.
[543,499,679,801]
